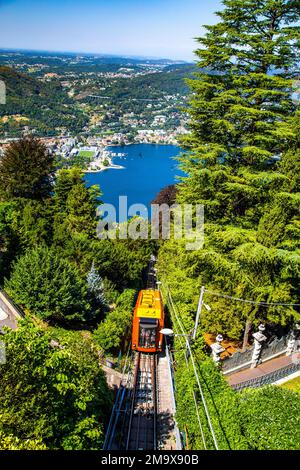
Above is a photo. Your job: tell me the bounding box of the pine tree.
[66,183,100,238]
[181,0,299,169]
[87,262,107,308]
[53,169,101,243]
[54,168,83,211]
[161,0,300,340]
[0,137,55,201]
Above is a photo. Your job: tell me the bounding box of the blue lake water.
[85,144,183,221]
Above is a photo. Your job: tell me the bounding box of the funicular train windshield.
[138,317,158,349]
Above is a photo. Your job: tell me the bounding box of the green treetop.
[0,137,55,201]
[5,246,92,324]
[0,320,112,449]
[181,0,299,169]
[160,0,300,341]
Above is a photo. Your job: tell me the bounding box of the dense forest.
[0,137,154,449]
[0,0,300,452]
[0,66,88,136]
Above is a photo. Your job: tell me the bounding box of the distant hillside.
[0,66,52,98]
[0,66,88,137]
[77,64,197,104]
[131,64,196,95]
[0,49,189,65]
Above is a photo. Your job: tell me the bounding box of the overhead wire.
[162,282,219,450]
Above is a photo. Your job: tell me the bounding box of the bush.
[0,320,112,449]
[93,289,136,352]
[5,245,91,324]
[239,385,300,450]
[175,355,248,450]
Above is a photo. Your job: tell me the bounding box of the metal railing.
[232,362,300,392]
[222,334,288,375]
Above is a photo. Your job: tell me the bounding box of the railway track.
[125,352,158,450]
[146,255,157,289]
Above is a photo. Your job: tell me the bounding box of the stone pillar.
[286,323,300,356]
[211,334,225,364]
[251,324,267,368]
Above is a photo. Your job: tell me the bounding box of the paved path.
[226,352,300,387]
[156,352,178,450]
[101,364,123,390]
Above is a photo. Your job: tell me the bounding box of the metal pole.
[183,333,219,450]
[166,285,219,450]
[192,286,205,341]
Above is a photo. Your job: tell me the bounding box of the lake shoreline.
[83,163,125,174]
[84,144,183,221]
[84,142,180,174]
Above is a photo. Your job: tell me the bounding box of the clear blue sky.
[0,0,222,60]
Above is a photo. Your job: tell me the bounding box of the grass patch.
[78,150,95,158]
[281,375,300,394]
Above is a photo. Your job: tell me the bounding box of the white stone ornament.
[211,334,225,364]
[251,324,267,368]
[286,323,300,356]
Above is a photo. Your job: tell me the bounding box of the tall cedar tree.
[159,0,300,341]
[0,137,54,200]
[157,3,300,448]
[181,0,299,170]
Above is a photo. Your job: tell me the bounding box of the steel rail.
[125,352,157,450]
[125,352,141,450]
[102,345,133,450]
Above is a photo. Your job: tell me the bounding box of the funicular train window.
[139,318,158,348]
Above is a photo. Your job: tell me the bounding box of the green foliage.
[239,386,300,449]
[93,289,136,352]
[53,168,101,243]
[10,198,54,249]
[87,262,107,309]
[101,277,119,305]
[0,137,55,200]
[157,1,300,450]
[66,183,99,238]
[0,66,88,136]
[0,432,47,450]
[174,354,248,450]
[53,167,84,210]
[90,238,154,290]
[0,320,112,449]
[5,246,92,324]
[0,201,19,280]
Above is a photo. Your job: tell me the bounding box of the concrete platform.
[156,352,178,450]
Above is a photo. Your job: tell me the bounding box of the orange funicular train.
[132,289,164,353]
